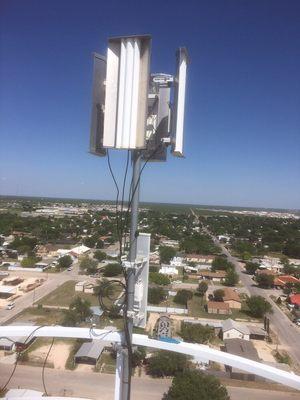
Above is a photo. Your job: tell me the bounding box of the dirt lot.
[28,340,73,369]
[253,340,276,362]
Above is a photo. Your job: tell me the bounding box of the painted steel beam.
[1,326,300,391]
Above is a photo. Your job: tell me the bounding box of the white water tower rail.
[1,326,300,391]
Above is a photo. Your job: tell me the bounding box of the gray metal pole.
[121,150,142,400]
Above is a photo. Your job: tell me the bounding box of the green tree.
[62,309,78,326]
[159,246,176,264]
[148,287,166,304]
[197,281,208,304]
[131,347,146,368]
[147,351,190,377]
[94,250,106,262]
[62,297,92,326]
[21,256,39,267]
[180,322,214,344]
[58,255,73,270]
[163,370,229,400]
[211,256,229,271]
[224,268,239,286]
[149,272,170,286]
[256,274,274,288]
[69,297,92,321]
[213,289,225,302]
[246,295,272,318]
[17,245,32,255]
[180,234,219,255]
[9,237,37,252]
[173,289,193,307]
[102,263,122,277]
[245,262,259,275]
[83,236,97,248]
[283,282,294,295]
[80,257,98,274]
[294,282,300,294]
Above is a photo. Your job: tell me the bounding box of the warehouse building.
[74,341,106,365]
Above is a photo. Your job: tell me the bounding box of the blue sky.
[0,0,299,209]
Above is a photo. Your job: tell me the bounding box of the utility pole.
[118,150,142,400]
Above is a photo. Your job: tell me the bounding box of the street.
[1,364,299,400]
[0,272,70,325]
[210,234,300,365]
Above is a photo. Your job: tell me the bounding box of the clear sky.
[0,0,299,209]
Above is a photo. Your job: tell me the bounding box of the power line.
[42,338,55,396]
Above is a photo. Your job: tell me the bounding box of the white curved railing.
[1,326,300,391]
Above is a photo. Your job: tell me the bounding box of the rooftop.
[222,288,241,303]
[207,301,230,310]
[224,338,260,362]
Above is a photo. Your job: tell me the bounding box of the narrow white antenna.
[172,47,189,157]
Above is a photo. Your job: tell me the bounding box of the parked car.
[6,303,15,310]
[67,267,73,271]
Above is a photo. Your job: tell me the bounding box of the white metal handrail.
[1,326,299,391]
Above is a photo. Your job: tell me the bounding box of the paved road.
[0,273,70,325]
[209,233,300,365]
[1,365,299,400]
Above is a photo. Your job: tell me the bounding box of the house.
[56,248,71,257]
[198,270,227,282]
[224,338,260,381]
[185,254,214,264]
[75,281,96,293]
[170,257,184,267]
[256,269,277,277]
[70,245,91,258]
[218,235,231,243]
[149,252,160,265]
[159,239,179,248]
[35,244,60,258]
[207,301,230,315]
[0,285,17,299]
[84,282,96,294]
[274,275,300,289]
[222,288,242,310]
[258,256,284,274]
[75,281,85,292]
[289,294,300,308]
[74,340,106,365]
[247,325,267,340]
[222,319,250,340]
[222,319,266,341]
[159,265,178,276]
[185,264,212,273]
[34,259,54,270]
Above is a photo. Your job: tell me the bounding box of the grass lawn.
[37,280,99,307]
[18,307,65,325]
[97,352,116,373]
[97,315,124,330]
[159,296,186,309]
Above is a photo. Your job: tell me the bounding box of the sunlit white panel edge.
[103,42,120,148]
